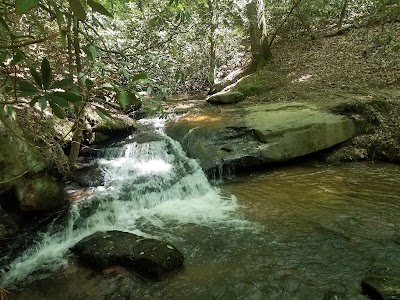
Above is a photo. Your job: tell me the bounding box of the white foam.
[1,119,241,287]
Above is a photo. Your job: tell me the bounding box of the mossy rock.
[16,173,66,212]
[71,230,184,279]
[234,69,286,97]
[207,91,245,105]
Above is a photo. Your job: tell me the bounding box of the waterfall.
[0,118,240,287]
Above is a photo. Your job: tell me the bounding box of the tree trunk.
[337,0,349,30]
[67,14,74,79]
[207,0,217,88]
[68,17,86,168]
[246,0,272,72]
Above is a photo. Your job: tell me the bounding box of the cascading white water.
[1,118,241,287]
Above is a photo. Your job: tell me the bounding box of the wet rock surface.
[166,102,356,173]
[0,208,19,241]
[72,164,105,187]
[361,268,400,300]
[71,231,184,279]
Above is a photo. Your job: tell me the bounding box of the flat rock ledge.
[166,102,356,173]
[71,230,184,279]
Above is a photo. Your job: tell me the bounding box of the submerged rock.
[71,231,184,279]
[166,102,356,173]
[361,268,400,300]
[207,91,245,104]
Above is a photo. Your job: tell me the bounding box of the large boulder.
[92,115,137,144]
[0,109,67,212]
[71,231,184,279]
[166,103,356,173]
[16,172,66,212]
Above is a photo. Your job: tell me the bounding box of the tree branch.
[0,34,58,49]
[269,0,303,47]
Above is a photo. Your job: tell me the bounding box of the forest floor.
[228,22,400,163]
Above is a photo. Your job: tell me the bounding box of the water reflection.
[11,162,400,300]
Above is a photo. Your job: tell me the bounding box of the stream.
[3,118,400,299]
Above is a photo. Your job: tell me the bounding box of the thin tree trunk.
[269,0,303,47]
[337,0,349,30]
[246,0,272,72]
[67,14,74,79]
[295,9,315,40]
[68,17,85,168]
[207,0,217,88]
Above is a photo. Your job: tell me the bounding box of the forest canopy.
[0,0,399,166]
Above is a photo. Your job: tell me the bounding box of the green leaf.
[41,58,52,90]
[15,0,39,14]
[68,0,87,20]
[51,78,75,89]
[18,80,38,92]
[48,93,70,107]
[95,107,113,120]
[118,89,129,107]
[83,45,99,61]
[39,97,47,110]
[53,91,81,102]
[5,105,16,120]
[18,91,39,97]
[29,67,43,88]
[78,72,87,86]
[105,101,120,109]
[98,83,114,90]
[137,0,144,12]
[59,29,67,47]
[0,17,12,36]
[85,78,94,90]
[121,67,130,80]
[51,0,64,27]
[10,49,25,65]
[166,245,174,250]
[131,73,148,82]
[0,51,8,64]
[49,101,65,119]
[87,0,113,18]
[30,95,44,107]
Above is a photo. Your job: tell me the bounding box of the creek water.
[4,119,400,300]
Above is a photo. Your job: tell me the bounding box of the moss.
[235,71,270,97]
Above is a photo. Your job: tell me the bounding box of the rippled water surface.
[10,158,400,299]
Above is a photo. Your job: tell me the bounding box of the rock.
[0,208,19,240]
[166,102,356,173]
[0,109,68,214]
[93,115,136,140]
[71,231,184,279]
[323,290,348,300]
[0,112,46,196]
[16,173,66,212]
[361,268,400,300]
[72,164,104,187]
[207,91,245,104]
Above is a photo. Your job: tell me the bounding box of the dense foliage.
[0,0,399,166]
